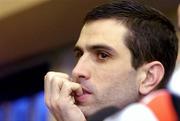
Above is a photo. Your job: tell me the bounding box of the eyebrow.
[73,46,82,52]
[74,44,117,54]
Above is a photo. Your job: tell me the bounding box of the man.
[44,1,178,121]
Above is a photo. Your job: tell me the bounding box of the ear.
[138,61,165,95]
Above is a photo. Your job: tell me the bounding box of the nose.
[72,55,90,82]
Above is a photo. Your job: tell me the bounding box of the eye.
[96,51,110,60]
[74,50,83,59]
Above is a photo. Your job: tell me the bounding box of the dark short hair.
[84,0,178,88]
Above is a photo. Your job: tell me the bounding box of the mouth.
[75,87,92,104]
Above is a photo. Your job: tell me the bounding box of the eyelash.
[74,50,111,62]
[74,50,83,59]
[96,50,110,61]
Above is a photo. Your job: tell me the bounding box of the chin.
[78,104,99,117]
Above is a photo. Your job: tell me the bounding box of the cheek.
[92,63,133,86]
[89,58,138,93]
[91,69,140,108]
[94,64,139,92]
[92,66,135,94]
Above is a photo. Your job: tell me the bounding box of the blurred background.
[0,0,179,121]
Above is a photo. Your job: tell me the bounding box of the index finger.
[60,81,83,97]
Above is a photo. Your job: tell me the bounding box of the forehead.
[76,19,130,51]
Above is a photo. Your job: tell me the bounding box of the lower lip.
[75,93,91,103]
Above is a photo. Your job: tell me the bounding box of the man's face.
[72,19,140,116]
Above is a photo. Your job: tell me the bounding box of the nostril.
[72,68,88,80]
[79,75,86,79]
[72,75,88,83]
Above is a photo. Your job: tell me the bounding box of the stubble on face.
[77,68,139,117]
[74,19,140,116]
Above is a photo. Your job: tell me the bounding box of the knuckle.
[45,98,51,109]
[45,72,69,82]
[63,81,71,89]
[52,76,63,86]
[46,98,60,111]
[51,102,57,109]
[52,98,62,109]
[57,72,69,79]
[47,71,55,74]
[46,71,55,77]
[44,71,54,81]
[52,75,61,81]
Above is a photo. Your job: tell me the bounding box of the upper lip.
[75,85,93,97]
[82,86,93,94]
[72,79,93,95]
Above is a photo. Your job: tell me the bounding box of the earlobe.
[139,61,165,95]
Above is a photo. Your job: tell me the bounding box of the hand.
[44,71,86,121]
